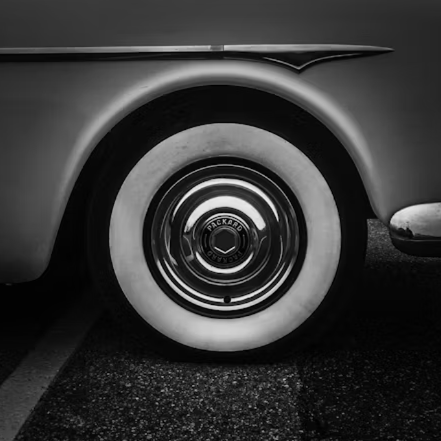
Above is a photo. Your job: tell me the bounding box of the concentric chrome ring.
[144,158,305,316]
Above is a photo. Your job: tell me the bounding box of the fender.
[0,58,407,282]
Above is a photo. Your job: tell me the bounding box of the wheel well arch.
[49,84,373,281]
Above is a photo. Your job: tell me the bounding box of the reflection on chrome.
[149,161,301,314]
[184,195,266,232]
[173,177,279,222]
[195,250,254,275]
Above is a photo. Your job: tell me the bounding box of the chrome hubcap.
[145,159,305,316]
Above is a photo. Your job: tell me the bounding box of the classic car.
[1,0,440,360]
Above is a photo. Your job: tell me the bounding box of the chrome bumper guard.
[389,203,441,257]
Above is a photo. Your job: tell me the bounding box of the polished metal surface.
[389,203,441,257]
[0,44,391,55]
[225,44,393,71]
[0,44,393,72]
[0,45,219,54]
[149,162,301,313]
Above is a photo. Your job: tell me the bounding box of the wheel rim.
[145,159,305,316]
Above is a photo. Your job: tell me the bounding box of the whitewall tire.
[87,95,366,360]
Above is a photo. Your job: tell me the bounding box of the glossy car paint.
[0,0,440,282]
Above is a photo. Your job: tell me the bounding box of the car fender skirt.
[389,203,441,257]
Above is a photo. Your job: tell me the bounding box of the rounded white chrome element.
[389,203,441,256]
[390,203,441,238]
[147,164,300,313]
[109,124,341,352]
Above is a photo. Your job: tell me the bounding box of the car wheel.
[87,102,366,361]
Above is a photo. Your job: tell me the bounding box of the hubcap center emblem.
[200,216,249,267]
[212,228,238,255]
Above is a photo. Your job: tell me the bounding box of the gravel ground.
[297,221,441,441]
[14,220,441,440]
[15,315,303,441]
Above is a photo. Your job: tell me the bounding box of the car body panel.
[0,0,440,282]
[0,0,436,50]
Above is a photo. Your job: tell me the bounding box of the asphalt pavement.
[3,220,441,440]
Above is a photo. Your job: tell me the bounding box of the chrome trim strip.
[224,44,393,53]
[0,44,393,71]
[0,45,223,54]
[0,44,393,55]
[225,44,394,70]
